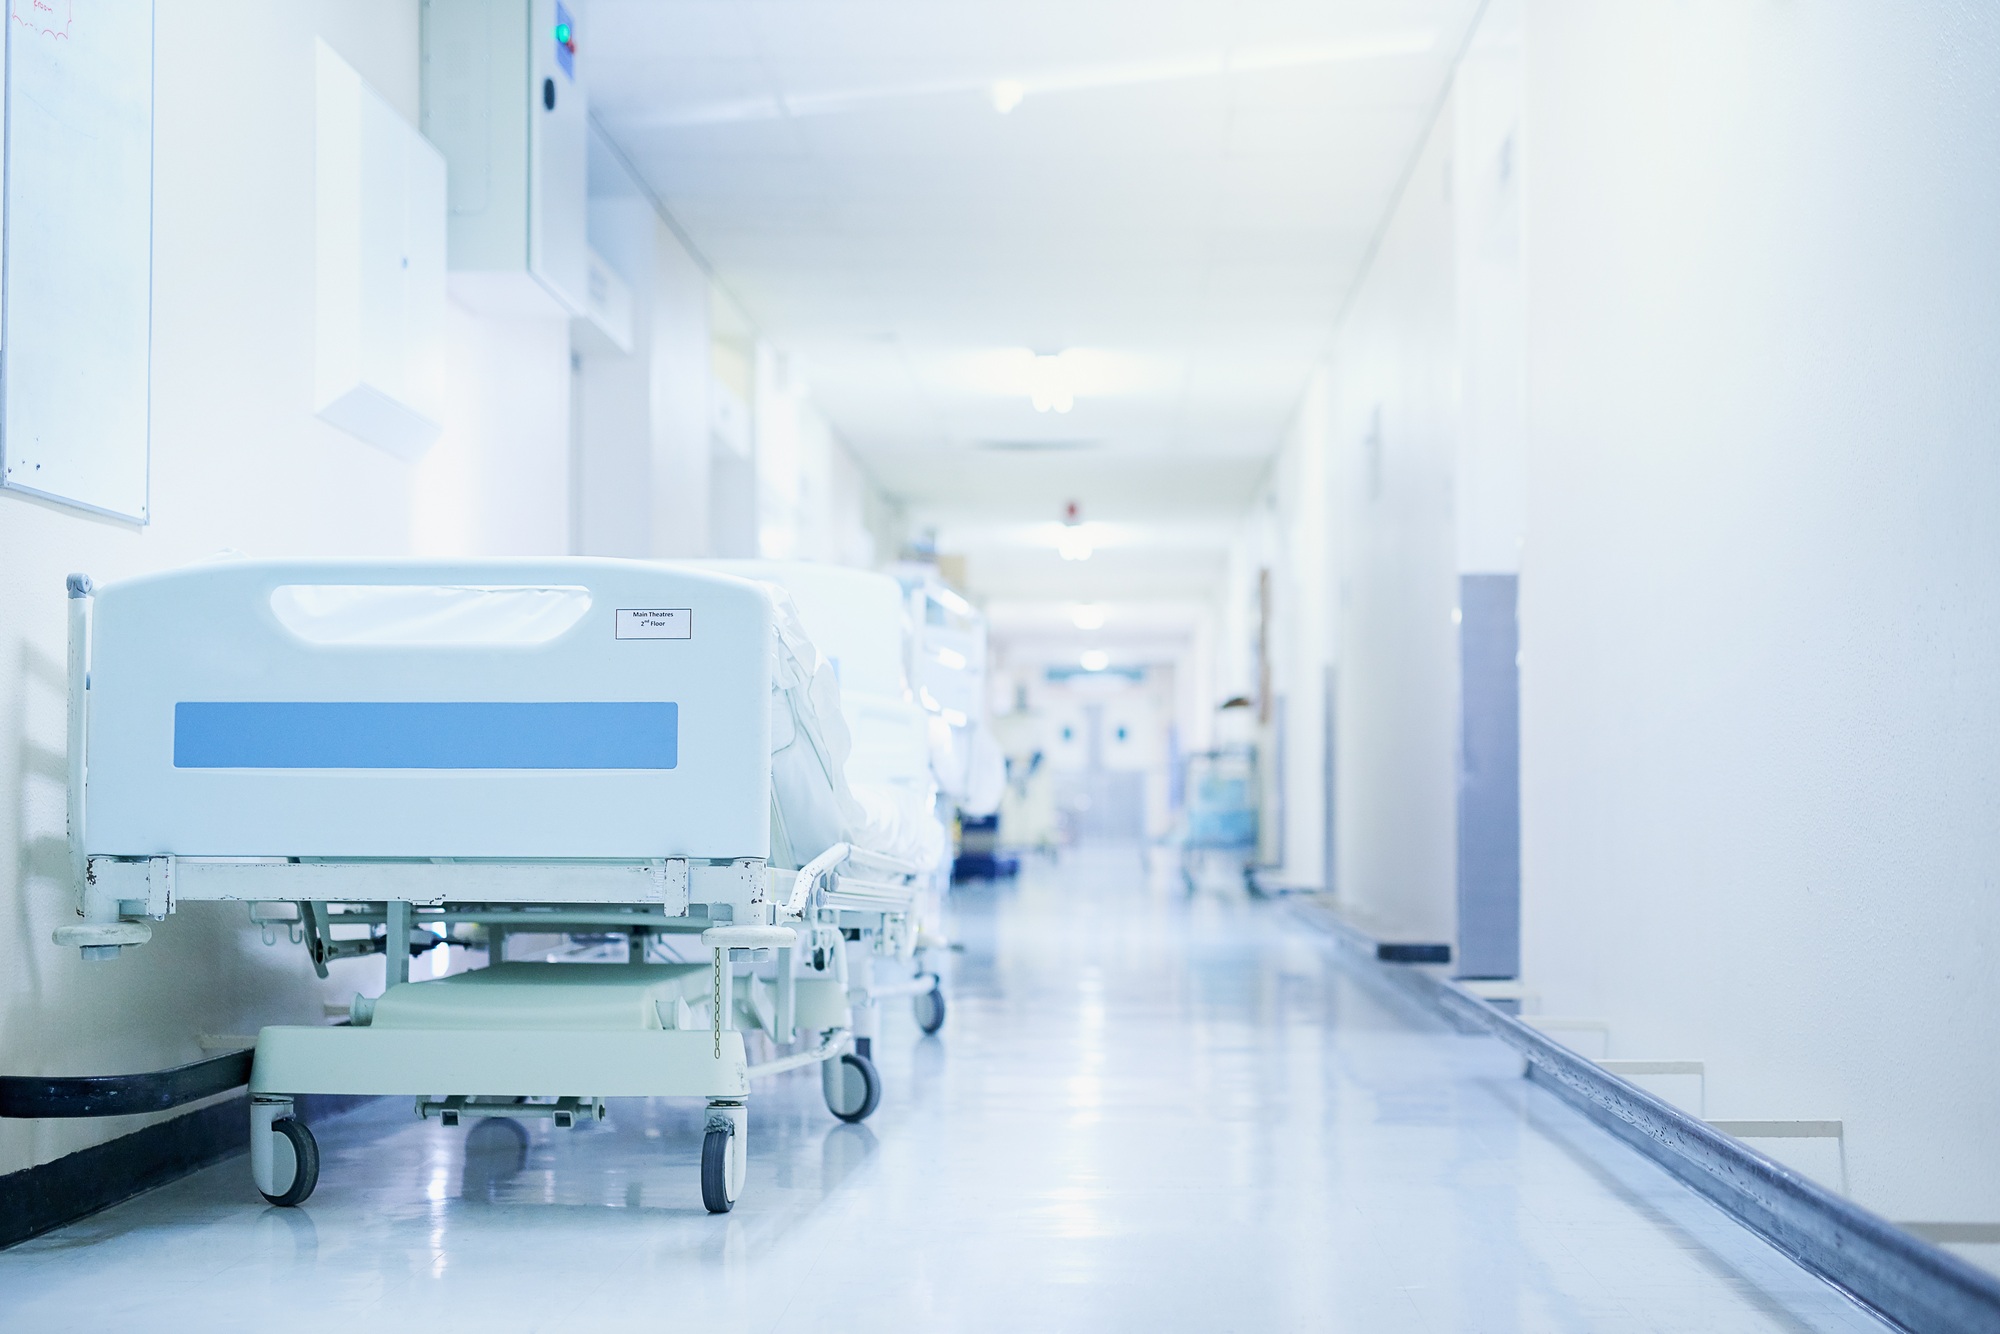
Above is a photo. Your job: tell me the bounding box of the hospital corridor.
[2,3,1998,1332]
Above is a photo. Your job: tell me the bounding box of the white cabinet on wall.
[421,0,589,319]
[314,42,448,460]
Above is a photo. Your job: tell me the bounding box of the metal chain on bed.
[711,947,723,1060]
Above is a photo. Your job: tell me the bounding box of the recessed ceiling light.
[975,438,1099,452]
[1058,530,1093,562]
[990,80,1025,114]
[1029,353,1074,413]
[1080,649,1110,672]
[1070,603,1105,630]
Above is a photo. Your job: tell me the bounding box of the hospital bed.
[698,560,951,1043]
[892,564,1005,821]
[54,559,922,1212]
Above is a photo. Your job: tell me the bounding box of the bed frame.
[55,559,911,1212]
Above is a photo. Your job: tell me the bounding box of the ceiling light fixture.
[1028,353,1074,413]
[990,79,1025,114]
[1080,650,1110,672]
[1070,603,1105,630]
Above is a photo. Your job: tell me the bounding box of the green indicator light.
[555,23,571,42]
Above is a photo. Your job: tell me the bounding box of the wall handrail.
[0,1049,253,1119]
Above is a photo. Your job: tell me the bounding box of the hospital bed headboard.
[81,559,772,861]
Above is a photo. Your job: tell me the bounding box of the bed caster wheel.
[913,985,946,1035]
[700,1127,736,1213]
[823,1050,881,1124]
[260,1118,319,1207]
[463,1118,529,1198]
[700,1103,746,1213]
[466,1117,530,1173]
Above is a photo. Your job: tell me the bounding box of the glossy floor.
[0,845,1885,1332]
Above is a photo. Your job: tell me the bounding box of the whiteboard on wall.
[0,0,155,522]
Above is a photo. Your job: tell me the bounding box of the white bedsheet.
[763,586,945,873]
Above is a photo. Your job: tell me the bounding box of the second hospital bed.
[698,559,953,1044]
[56,558,929,1213]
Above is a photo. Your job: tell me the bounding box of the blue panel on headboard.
[174,702,678,770]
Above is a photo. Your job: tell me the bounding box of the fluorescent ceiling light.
[941,347,1165,403]
[1080,649,1110,672]
[934,519,1231,554]
[1029,354,1074,414]
[1070,603,1106,630]
[647,31,1439,126]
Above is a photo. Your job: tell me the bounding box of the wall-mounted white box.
[314,41,448,459]
[421,0,589,320]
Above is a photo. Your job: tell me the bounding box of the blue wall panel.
[1456,575,1520,978]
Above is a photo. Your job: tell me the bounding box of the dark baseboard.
[0,1092,378,1249]
[1375,941,1452,964]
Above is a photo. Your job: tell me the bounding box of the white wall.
[1224,374,1335,889]
[574,160,713,560]
[1321,97,1463,942]
[1519,2,2000,1221]
[1257,0,2000,1225]
[414,305,571,557]
[647,231,717,558]
[0,2,582,1178]
[753,346,896,567]
[1453,6,1527,576]
[576,133,896,569]
[1236,92,1465,927]
[827,441,889,568]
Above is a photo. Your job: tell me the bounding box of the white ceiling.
[590,0,1479,598]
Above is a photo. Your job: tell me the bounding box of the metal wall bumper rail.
[1289,899,2000,1334]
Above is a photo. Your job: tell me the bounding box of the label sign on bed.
[173,702,679,769]
[616,608,692,639]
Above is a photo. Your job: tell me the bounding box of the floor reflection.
[0,841,1887,1333]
